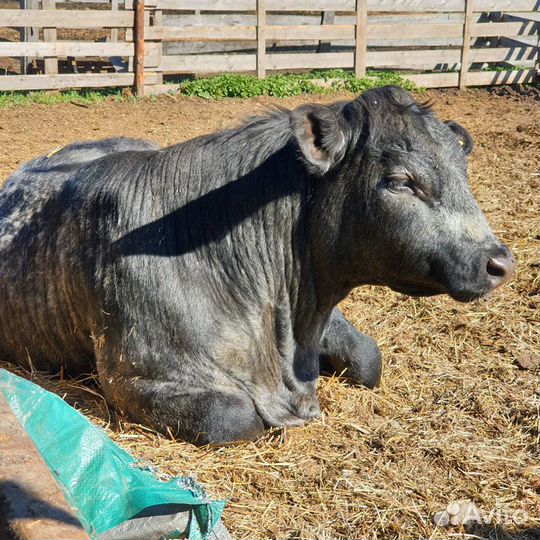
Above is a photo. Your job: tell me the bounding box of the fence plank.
[270,24,355,40]
[162,12,468,26]
[371,47,534,68]
[268,51,352,69]
[404,72,459,88]
[504,11,540,21]
[144,20,536,43]
[159,52,353,72]
[154,0,537,11]
[156,45,537,74]
[146,26,254,42]
[404,68,536,88]
[354,0,367,77]
[0,10,134,28]
[0,73,135,91]
[470,45,537,63]
[500,35,539,47]
[147,25,360,41]
[467,68,537,84]
[163,11,526,26]
[0,42,135,56]
[472,20,538,37]
[256,0,266,78]
[157,51,539,75]
[159,53,256,72]
[459,0,474,89]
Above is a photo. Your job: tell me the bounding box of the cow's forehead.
[370,107,462,159]
[367,119,468,187]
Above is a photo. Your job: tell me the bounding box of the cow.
[0,86,515,445]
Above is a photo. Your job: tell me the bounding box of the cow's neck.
[163,114,346,350]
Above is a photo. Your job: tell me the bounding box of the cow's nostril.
[486,254,515,288]
[487,258,506,278]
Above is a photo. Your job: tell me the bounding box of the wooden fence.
[0,0,538,94]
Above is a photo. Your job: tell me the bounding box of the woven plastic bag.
[0,369,226,540]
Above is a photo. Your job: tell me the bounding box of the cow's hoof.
[321,332,382,388]
[184,392,266,446]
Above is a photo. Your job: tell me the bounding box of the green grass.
[0,88,127,109]
[480,64,529,72]
[177,69,420,99]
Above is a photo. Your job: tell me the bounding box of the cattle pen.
[0,1,539,540]
[0,0,538,95]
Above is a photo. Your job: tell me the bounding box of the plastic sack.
[0,369,226,540]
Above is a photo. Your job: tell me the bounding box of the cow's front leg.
[319,308,382,388]
[100,376,265,446]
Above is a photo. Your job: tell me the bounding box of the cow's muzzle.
[485,244,515,290]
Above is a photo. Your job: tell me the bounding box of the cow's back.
[0,137,158,373]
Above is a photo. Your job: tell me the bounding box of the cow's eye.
[385,174,416,196]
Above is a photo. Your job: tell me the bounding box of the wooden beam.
[144,20,537,43]
[0,393,90,540]
[159,53,255,73]
[354,0,367,78]
[158,11,493,26]
[0,73,135,91]
[0,9,134,28]
[318,10,335,52]
[459,0,474,89]
[468,68,537,84]
[150,9,165,86]
[156,46,537,74]
[0,42,134,57]
[154,0,536,12]
[145,25,256,41]
[405,68,536,88]
[134,0,145,96]
[111,0,119,42]
[158,52,353,73]
[18,0,39,75]
[256,0,266,79]
[472,20,538,36]
[42,0,58,75]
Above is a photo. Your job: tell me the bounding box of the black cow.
[0,86,514,444]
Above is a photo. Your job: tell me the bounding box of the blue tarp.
[0,369,226,539]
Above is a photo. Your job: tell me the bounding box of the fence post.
[42,0,58,75]
[459,0,474,90]
[19,0,39,75]
[256,0,266,79]
[150,7,164,91]
[354,0,367,78]
[111,0,119,42]
[318,11,335,53]
[134,0,145,96]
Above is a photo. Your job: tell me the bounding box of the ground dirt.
[0,88,539,540]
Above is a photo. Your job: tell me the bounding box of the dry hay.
[0,88,538,539]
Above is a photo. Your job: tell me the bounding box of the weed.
[177,70,420,99]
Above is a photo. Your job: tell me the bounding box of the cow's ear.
[291,105,346,175]
[445,120,473,155]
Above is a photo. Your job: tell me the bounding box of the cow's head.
[292,86,515,302]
